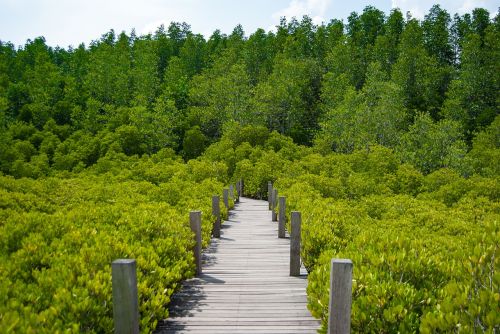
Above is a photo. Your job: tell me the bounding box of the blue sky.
[0,0,498,48]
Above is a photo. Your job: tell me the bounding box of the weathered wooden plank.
[155,197,320,334]
[158,328,318,334]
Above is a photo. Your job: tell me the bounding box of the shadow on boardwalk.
[155,197,320,334]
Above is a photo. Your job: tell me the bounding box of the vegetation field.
[0,4,498,333]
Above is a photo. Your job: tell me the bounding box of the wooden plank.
[155,197,320,334]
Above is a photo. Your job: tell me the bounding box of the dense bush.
[0,152,228,333]
[228,138,499,333]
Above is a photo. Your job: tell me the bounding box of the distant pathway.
[155,197,320,334]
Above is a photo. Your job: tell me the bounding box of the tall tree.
[441,24,499,141]
[392,19,444,118]
[317,62,407,152]
[254,55,321,144]
[423,5,454,66]
[282,16,316,59]
[154,24,173,84]
[188,52,253,139]
[85,30,131,106]
[161,56,190,111]
[397,113,467,174]
[244,28,275,85]
[373,8,404,75]
[179,34,206,77]
[206,29,227,64]
[131,37,159,106]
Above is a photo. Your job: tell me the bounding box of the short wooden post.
[272,188,278,222]
[112,259,139,334]
[278,196,286,238]
[223,189,229,209]
[229,184,234,200]
[190,211,202,276]
[268,181,272,210]
[290,212,301,276]
[239,179,244,197]
[212,195,221,238]
[328,259,353,334]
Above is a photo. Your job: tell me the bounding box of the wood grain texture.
[155,197,319,334]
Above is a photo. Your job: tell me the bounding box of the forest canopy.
[0,5,498,177]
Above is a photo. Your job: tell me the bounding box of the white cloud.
[272,0,332,24]
[458,0,488,14]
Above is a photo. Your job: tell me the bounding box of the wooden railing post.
[328,259,353,334]
[190,211,202,276]
[235,182,240,203]
[272,188,278,222]
[268,181,272,210]
[239,179,244,197]
[112,259,139,334]
[290,212,301,276]
[212,195,221,238]
[223,189,229,209]
[229,184,234,201]
[278,196,286,238]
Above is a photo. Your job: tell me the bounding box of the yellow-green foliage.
[0,152,226,333]
[233,144,499,333]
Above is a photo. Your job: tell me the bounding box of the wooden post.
[190,211,202,276]
[328,259,353,334]
[212,195,221,238]
[272,188,278,222]
[235,182,240,203]
[229,184,234,200]
[278,196,286,238]
[112,259,139,334]
[268,181,272,210]
[239,179,244,197]
[290,212,301,276]
[223,189,229,209]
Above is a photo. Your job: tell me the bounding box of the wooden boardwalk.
[155,197,320,334]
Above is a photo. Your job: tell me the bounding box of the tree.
[468,114,500,176]
[226,24,246,54]
[441,25,499,141]
[314,19,343,63]
[253,55,321,144]
[161,56,190,110]
[397,113,467,174]
[358,6,386,47]
[179,34,206,77]
[206,29,227,64]
[21,53,65,127]
[282,16,316,59]
[129,103,179,152]
[324,36,366,90]
[182,126,207,160]
[471,8,491,38]
[422,5,454,66]
[373,8,404,75]
[154,24,174,82]
[317,62,407,153]
[391,19,445,119]
[188,52,254,140]
[85,31,131,106]
[168,22,191,56]
[131,37,159,106]
[244,28,274,85]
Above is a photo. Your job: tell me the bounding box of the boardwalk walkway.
[156,197,320,334]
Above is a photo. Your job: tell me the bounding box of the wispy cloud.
[272,0,332,25]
